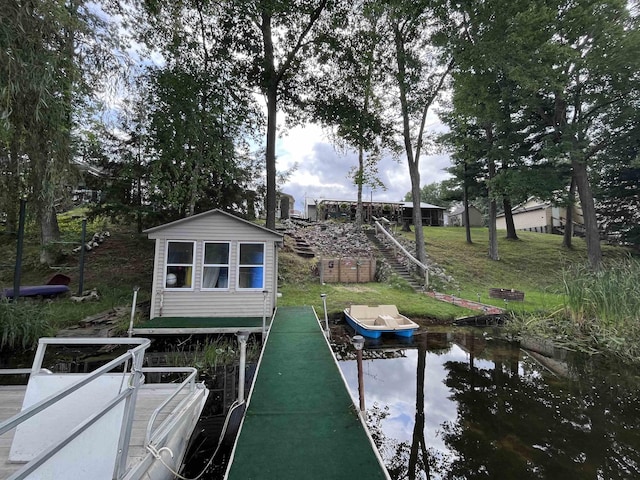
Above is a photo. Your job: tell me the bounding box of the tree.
[384,0,453,267]
[85,111,154,232]
[310,0,393,226]
[135,0,264,223]
[439,119,489,245]
[595,148,640,250]
[437,0,640,269]
[1,0,125,262]
[404,182,453,209]
[211,0,341,230]
[1,0,77,261]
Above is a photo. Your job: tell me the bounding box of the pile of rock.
[281,219,458,288]
[72,231,111,253]
[282,220,373,257]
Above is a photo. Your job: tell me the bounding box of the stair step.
[366,230,423,293]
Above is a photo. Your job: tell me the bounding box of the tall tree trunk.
[28,128,61,264]
[572,158,601,269]
[188,144,199,217]
[356,145,364,226]
[393,21,427,267]
[259,3,327,230]
[409,163,426,264]
[488,195,498,260]
[262,11,278,231]
[562,176,576,248]
[463,161,472,244]
[503,197,518,240]
[486,128,499,260]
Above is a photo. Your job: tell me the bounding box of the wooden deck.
[0,384,189,478]
[133,316,265,335]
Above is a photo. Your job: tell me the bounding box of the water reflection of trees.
[441,334,640,480]
[359,331,640,480]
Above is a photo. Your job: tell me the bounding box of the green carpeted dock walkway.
[225,306,389,480]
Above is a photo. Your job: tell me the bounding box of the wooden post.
[13,199,27,303]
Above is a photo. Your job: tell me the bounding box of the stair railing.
[373,219,429,288]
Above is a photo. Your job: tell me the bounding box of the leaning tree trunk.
[503,197,518,240]
[409,162,426,265]
[572,158,601,269]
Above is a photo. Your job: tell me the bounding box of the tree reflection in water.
[336,329,640,480]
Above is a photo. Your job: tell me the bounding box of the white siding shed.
[144,210,283,319]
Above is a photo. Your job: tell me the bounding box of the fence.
[319,257,376,283]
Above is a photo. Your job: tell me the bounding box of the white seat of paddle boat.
[374,314,399,327]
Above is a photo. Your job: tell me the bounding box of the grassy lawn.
[279,280,470,322]
[409,227,630,312]
[0,213,154,343]
[1,217,637,355]
[278,225,634,321]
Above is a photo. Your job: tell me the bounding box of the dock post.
[236,331,250,403]
[128,286,140,337]
[352,335,365,412]
[320,293,330,339]
[262,290,268,342]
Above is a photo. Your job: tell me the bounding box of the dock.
[225,306,389,480]
[133,316,265,335]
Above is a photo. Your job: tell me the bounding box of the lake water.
[335,327,640,480]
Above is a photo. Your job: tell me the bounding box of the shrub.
[0,300,52,350]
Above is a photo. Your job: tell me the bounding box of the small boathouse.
[135,209,283,335]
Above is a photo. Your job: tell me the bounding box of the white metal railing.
[143,366,198,445]
[373,219,429,287]
[0,337,202,480]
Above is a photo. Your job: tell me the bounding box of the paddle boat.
[344,304,419,339]
[0,337,209,480]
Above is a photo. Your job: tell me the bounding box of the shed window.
[203,242,229,289]
[238,243,264,289]
[165,241,195,289]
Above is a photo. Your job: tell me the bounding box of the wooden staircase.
[288,233,315,258]
[365,230,423,292]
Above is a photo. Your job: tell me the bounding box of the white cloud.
[276,122,453,212]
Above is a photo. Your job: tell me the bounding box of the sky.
[275,120,453,214]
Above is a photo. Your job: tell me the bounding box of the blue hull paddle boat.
[344,305,419,339]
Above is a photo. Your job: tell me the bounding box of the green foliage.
[0,300,52,350]
[504,257,640,361]
[437,0,640,268]
[595,156,640,249]
[404,182,453,208]
[165,337,261,373]
[562,259,640,327]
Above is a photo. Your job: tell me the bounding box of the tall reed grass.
[563,258,640,326]
[560,258,640,359]
[0,300,52,350]
[507,258,640,361]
